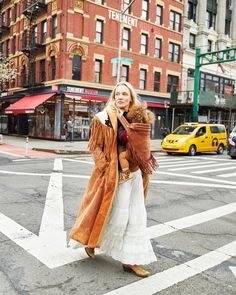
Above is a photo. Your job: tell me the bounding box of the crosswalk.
[156,154,236,180]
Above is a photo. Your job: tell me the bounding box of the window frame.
[141,0,149,20]
[167,75,179,93]
[139,68,147,90]
[155,38,162,58]
[51,56,56,80]
[168,42,180,63]
[94,59,102,83]
[122,27,130,50]
[52,15,57,39]
[96,19,104,44]
[140,33,148,55]
[170,10,181,32]
[156,5,163,25]
[154,71,161,92]
[121,65,129,82]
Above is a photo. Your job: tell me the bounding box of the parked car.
[228,126,236,159]
[162,123,227,156]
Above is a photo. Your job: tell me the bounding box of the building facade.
[175,0,236,131]
[0,0,184,140]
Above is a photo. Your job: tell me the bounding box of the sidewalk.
[0,135,162,155]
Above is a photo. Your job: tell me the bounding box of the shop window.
[96,19,103,43]
[154,72,161,92]
[155,38,162,58]
[41,20,47,43]
[189,33,196,49]
[52,15,57,39]
[156,5,163,25]
[72,55,81,80]
[121,65,129,82]
[188,0,197,22]
[168,42,180,62]
[94,59,102,83]
[139,69,147,90]
[141,33,148,54]
[141,0,149,20]
[51,56,56,80]
[167,75,179,93]
[170,10,181,32]
[122,28,130,50]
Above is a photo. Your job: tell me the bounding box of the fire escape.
[21,0,47,88]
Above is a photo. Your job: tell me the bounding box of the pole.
[25,137,29,157]
[192,48,201,122]
[171,108,175,132]
[116,0,136,83]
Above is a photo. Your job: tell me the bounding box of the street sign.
[111,57,134,64]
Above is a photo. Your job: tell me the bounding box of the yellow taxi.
[162,123,227,156]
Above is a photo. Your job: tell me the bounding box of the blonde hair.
[105,81,141,111]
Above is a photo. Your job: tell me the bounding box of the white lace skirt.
[100,169,157,265]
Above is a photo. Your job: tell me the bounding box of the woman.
[69,81,156,277]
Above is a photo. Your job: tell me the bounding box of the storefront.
[1,85,168,140]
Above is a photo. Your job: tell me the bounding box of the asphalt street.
[0,150,236,295]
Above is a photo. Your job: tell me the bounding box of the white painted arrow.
[39,158,67,249]
[229,266,236,278]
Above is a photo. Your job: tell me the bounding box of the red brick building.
[0,0,184,140]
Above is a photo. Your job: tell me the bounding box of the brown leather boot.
[122,264,150,277]
[119,171,133,184]
[85,247,95,259]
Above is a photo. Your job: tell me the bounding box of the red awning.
[147,102,165,108]
[5,93,55,114]
[65,93,107,102]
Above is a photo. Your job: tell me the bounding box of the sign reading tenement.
[108,10,138,27]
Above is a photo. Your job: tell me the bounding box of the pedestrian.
[66,117,73,142]
[69,81,157,277]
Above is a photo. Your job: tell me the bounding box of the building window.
[168,42,180,62]
[1,12,6,26]
[31,26,38,47]
[189,33,196,49]
[41,20,47,43]
[40,59,46,82]
[187,0,197,22]
[51,56,56,80]
[141,0,149,20]
[94,59,102,83]
[29,62,36,86]
[170,10,181,32]
[141,33,148,54]
[7,8,11,27]
[122,28,130,50]
[52,15,57,39]
[6,39,10,57]
[13,3,17,22]
[0,43,3,54]
[206,0,217,29]
[121,65,129,81]
[155,38,162,58]
[95,0,104,4]
[154,72,161,92]
[139,69,147,90]
[207,40,212,52]
[21,65,27,86]
[156,5,163,25]
[167,75,179,93]
[12,36,16,54]
[72,55,81,80]
[225,0,232,35]
[124,0,131,13]
[96,19,103,43]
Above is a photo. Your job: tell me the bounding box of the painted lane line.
[229,267,236,278]
[155,158,192,163]
[103,240,236,295]
[63,158,94,165]
[160,160,213,168]
[193,156,235,162]
[12,159,32,162]
[218,171,236,178]
[193,166,236,174]
[39,159,66,248]
[0,170,50,177]
[0,212,87,269]
[147,201,236,239]
[151,180,236,190]
[154,171,236,186]
[170,161,232,171]
[169,162,228,171]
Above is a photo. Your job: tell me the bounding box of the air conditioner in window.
[186,92,194,103]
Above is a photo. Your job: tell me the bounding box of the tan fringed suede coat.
[69,108,150,248]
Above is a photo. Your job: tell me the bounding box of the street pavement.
[0,135,162,156]
[0,150,236,294]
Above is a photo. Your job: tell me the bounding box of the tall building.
[175,0,236,130]
[0,0,184,140]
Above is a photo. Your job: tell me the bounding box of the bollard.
[0,134,3,144]
[25,137,29,157]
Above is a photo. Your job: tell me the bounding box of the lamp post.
[116,0,136,83]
